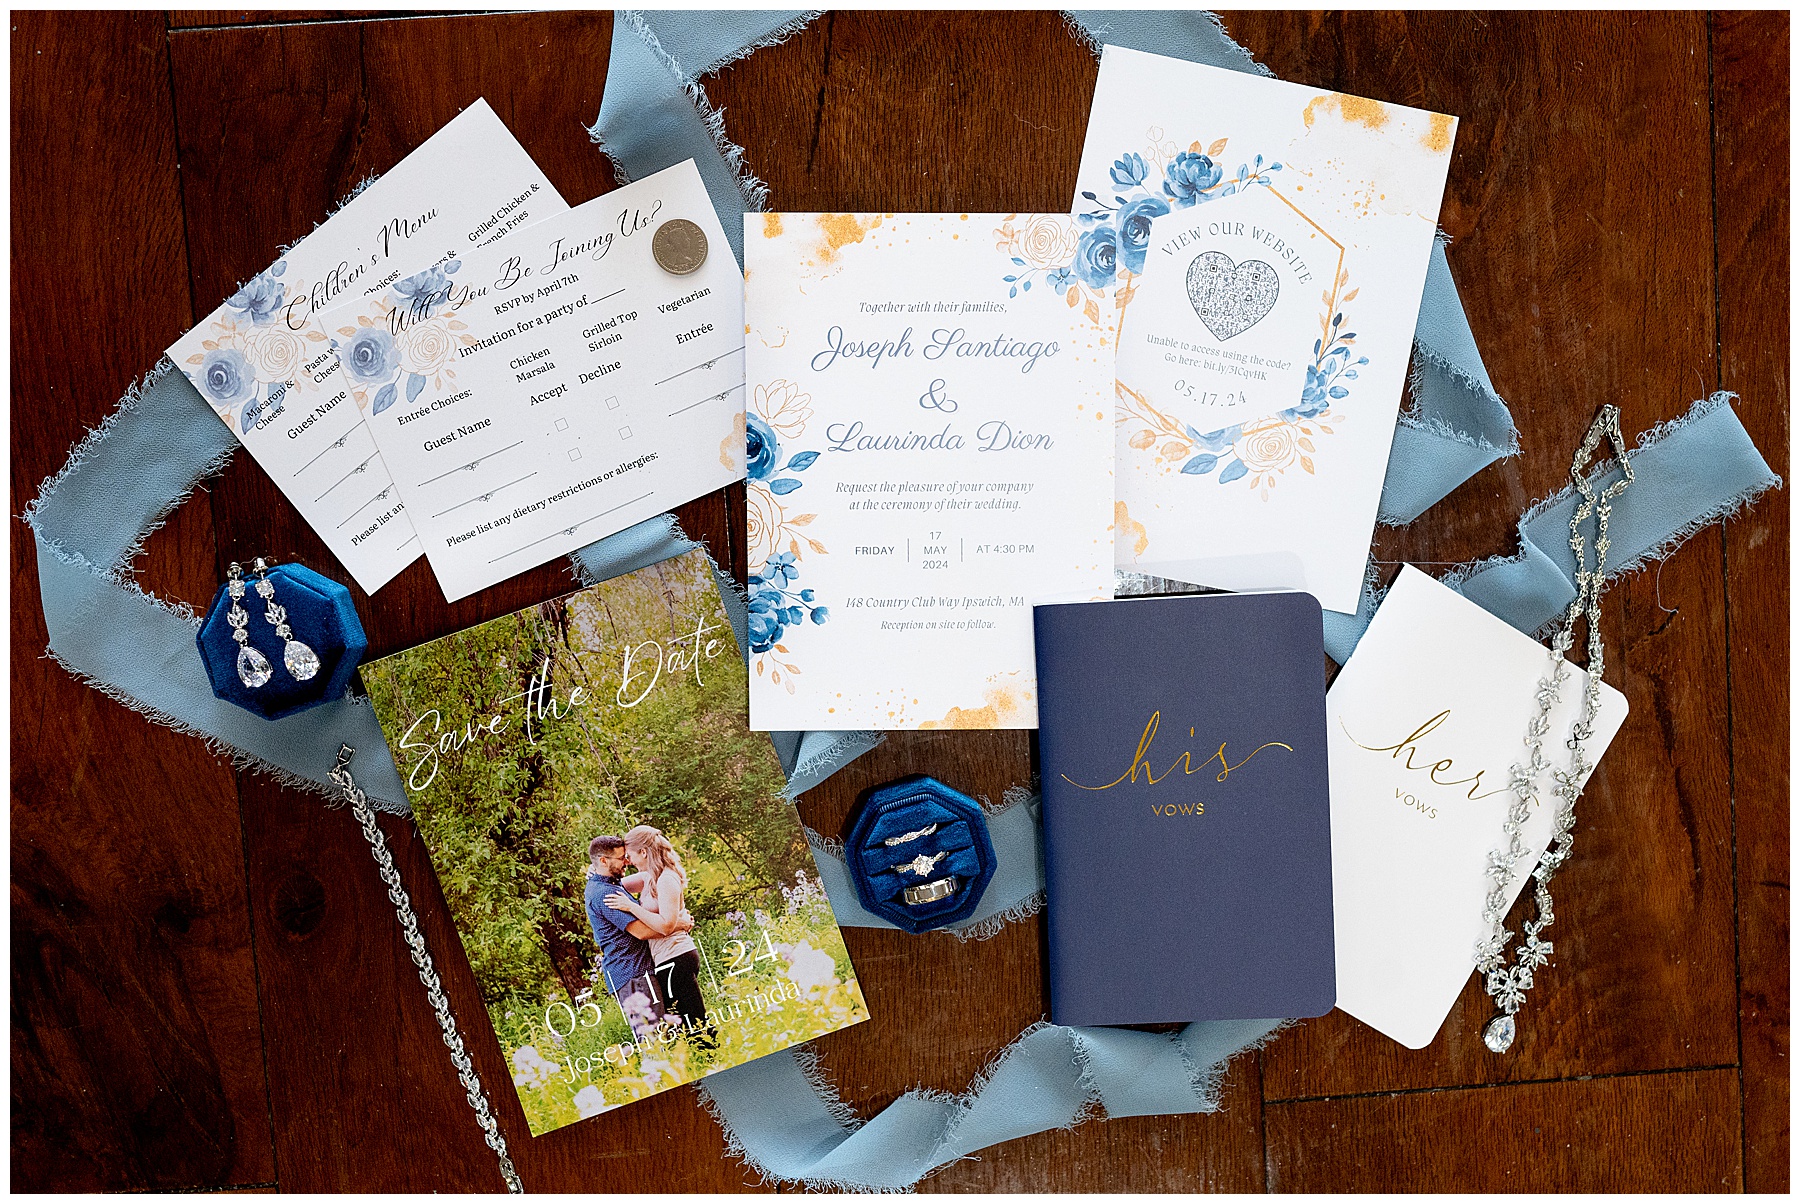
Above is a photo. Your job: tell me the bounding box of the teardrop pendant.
[284,638,321,681]
[237,643,274,688]
[1482,1013,1516,1053]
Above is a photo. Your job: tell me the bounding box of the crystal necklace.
[1475,405,1634,1054]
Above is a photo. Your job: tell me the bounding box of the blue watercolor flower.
[761,551,798,587]
[225,264,287,326]
[746,413,781,482]
[1110,152,1149,189]
[747,601,783,654]
[393,264,456,317]
[747,554,827,653]
[1115,195,1171,275]
[199,348,257,408]
[341,326,399,384]
[1163,151,1224,204]
[1072,224,1119,290]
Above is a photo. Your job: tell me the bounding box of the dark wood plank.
[9,10,275,1191]
[166,11,624,652]
[166,12,756,1190]
[713,13,1267,1189]
[1238,10,1742,1098]
[1711,9,1791,1193]
[1266,1069,1743,1191]
[168,12,413,28]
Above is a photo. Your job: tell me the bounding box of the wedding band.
[882,822,939,847]
[893,851,948,877]
[903,876,958,906]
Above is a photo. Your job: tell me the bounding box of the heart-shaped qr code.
[1186,251,1280,341]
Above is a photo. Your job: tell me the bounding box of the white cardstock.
[1074,46,1457,613]
[743,212,1117,731]
[1326,566,1628,1049]
[322,160,744,602]
[167,99,568,594]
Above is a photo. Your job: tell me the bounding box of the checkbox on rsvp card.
[618,426,633,439]
[568,448,582,461]
[604,395,620,409]
[554,417,569,432]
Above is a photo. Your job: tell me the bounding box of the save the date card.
[743,213,1118,731]
[1075,47,1456,613]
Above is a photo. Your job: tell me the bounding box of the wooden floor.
[11,10,1788,1193]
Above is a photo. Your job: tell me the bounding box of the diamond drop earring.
[227,562,274,688]
[252,558,321,681]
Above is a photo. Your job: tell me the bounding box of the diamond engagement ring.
[882,823,940,847]
[894,851,948,877]
[902,876,959,906]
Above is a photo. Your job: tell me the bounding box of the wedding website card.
[1327,566,1627,1049]
[1074,47,1457,613]
[744,213,1117,731]
[319,161,744,602]
[167,99,568,594]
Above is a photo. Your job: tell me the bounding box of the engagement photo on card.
[360,550,868,1135]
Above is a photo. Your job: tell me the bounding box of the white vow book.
[1327,566,1627,1048]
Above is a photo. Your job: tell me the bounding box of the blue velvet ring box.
[196,562,367,720]
[845,775,998,934]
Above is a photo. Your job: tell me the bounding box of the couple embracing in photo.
[584,826,718,1049]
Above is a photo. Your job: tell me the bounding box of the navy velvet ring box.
[845,775,998,934]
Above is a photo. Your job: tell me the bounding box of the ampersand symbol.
[918,378,959,412]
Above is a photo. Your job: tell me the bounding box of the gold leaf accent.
[1128,429,1157,450]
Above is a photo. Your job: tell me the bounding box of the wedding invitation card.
[743,213,1117,731]
[1074,47,1457,613]
[320,161,744,602]
[1327,566,1627,1048]
[167,99,568,594]
[1035,590,1335,1025]
[361,549,868,1134]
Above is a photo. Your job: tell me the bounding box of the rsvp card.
[1074,47,1456,613]
[744,213,1116,731]
[167,99,568,594]
[1327,567,1627,1049]
[319,161,744,602]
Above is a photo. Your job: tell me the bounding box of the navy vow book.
[1034,591,1336,1026]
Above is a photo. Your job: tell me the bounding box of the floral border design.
[182,260,335,434]
[745,380,829,690]
[329,263,474,416]
[1086,130,1370,499]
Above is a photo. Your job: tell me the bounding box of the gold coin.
[652,218,708,275]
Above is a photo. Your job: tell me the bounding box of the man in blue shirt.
[585,834,690,1039]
